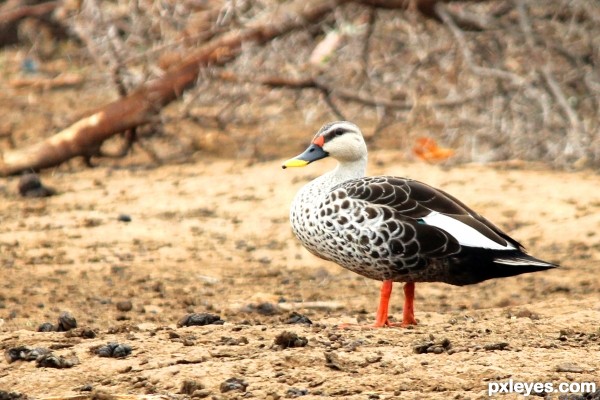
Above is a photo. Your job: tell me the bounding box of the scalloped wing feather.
[335,176,521,251]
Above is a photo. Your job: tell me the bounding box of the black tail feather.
[445,248,558,286]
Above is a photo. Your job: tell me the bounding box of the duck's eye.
[333,129,345,136]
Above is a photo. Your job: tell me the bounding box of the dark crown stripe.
[318,121,355,143]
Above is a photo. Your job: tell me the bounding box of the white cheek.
[422,212,516,250]
[324,138,364,160]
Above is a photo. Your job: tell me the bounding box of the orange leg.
[401,282,417,326]
[338,280,417,329]
[379,281,417,327]
[373,280,394,327]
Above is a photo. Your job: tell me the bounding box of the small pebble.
[78,384,94,392]
[286,387,309,398]
[18,173,55,198]
[117,214,132,222]
[37,322,56,332]
[274,331,308,349]
[116,300,133,312]
[365,355,382,364]
[220,377,248,393]
[413,338,452,354]
[178,313,224,327]
[285,312,312,325]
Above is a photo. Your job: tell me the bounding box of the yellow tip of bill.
[282,158,309,169]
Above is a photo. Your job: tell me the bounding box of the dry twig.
[435,2,527,87]
[515,0,586,159]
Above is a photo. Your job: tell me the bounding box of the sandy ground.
[1,150,599,399]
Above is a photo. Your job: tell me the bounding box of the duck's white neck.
[322,156,368,188]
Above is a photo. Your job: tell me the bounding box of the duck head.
[282,121,367,168]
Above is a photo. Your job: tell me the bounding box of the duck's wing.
[334,176,522,253]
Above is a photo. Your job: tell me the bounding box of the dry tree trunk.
[0,0,475,176]
[0,0,344,176]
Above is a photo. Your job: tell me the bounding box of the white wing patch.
[422,212,516,251]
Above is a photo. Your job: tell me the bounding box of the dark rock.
[77,384,94,392]
[5,346,50,363]
[36,353,79,368]
[116,300,133,312]
[95,342,132,358]
[413,338,452,354]
[178,313,224,327]
[220,377,248,393]
[37,322,56,332]
[117,214,132,222]
[286,388,309,398]
[274,331,308,349]
[18,174,56,198]
[0,390,29,400]
[285,312,312,325]
[57,311,77,332]
[559,389,600,400]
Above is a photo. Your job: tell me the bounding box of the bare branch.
[221,72,497,112]
[435,2,528,86]
[516,0,586,158]
[361,8,377,76]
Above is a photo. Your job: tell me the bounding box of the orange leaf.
[413,137,454,162]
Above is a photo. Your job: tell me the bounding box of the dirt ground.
[0,40,599,399]
[1,142,600,399]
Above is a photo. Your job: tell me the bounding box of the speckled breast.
[289,182,434,282]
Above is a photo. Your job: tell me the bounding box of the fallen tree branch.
[0,0,62,46]
[0,0,345,176]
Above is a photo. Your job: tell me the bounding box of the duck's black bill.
[282,144,329,169]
